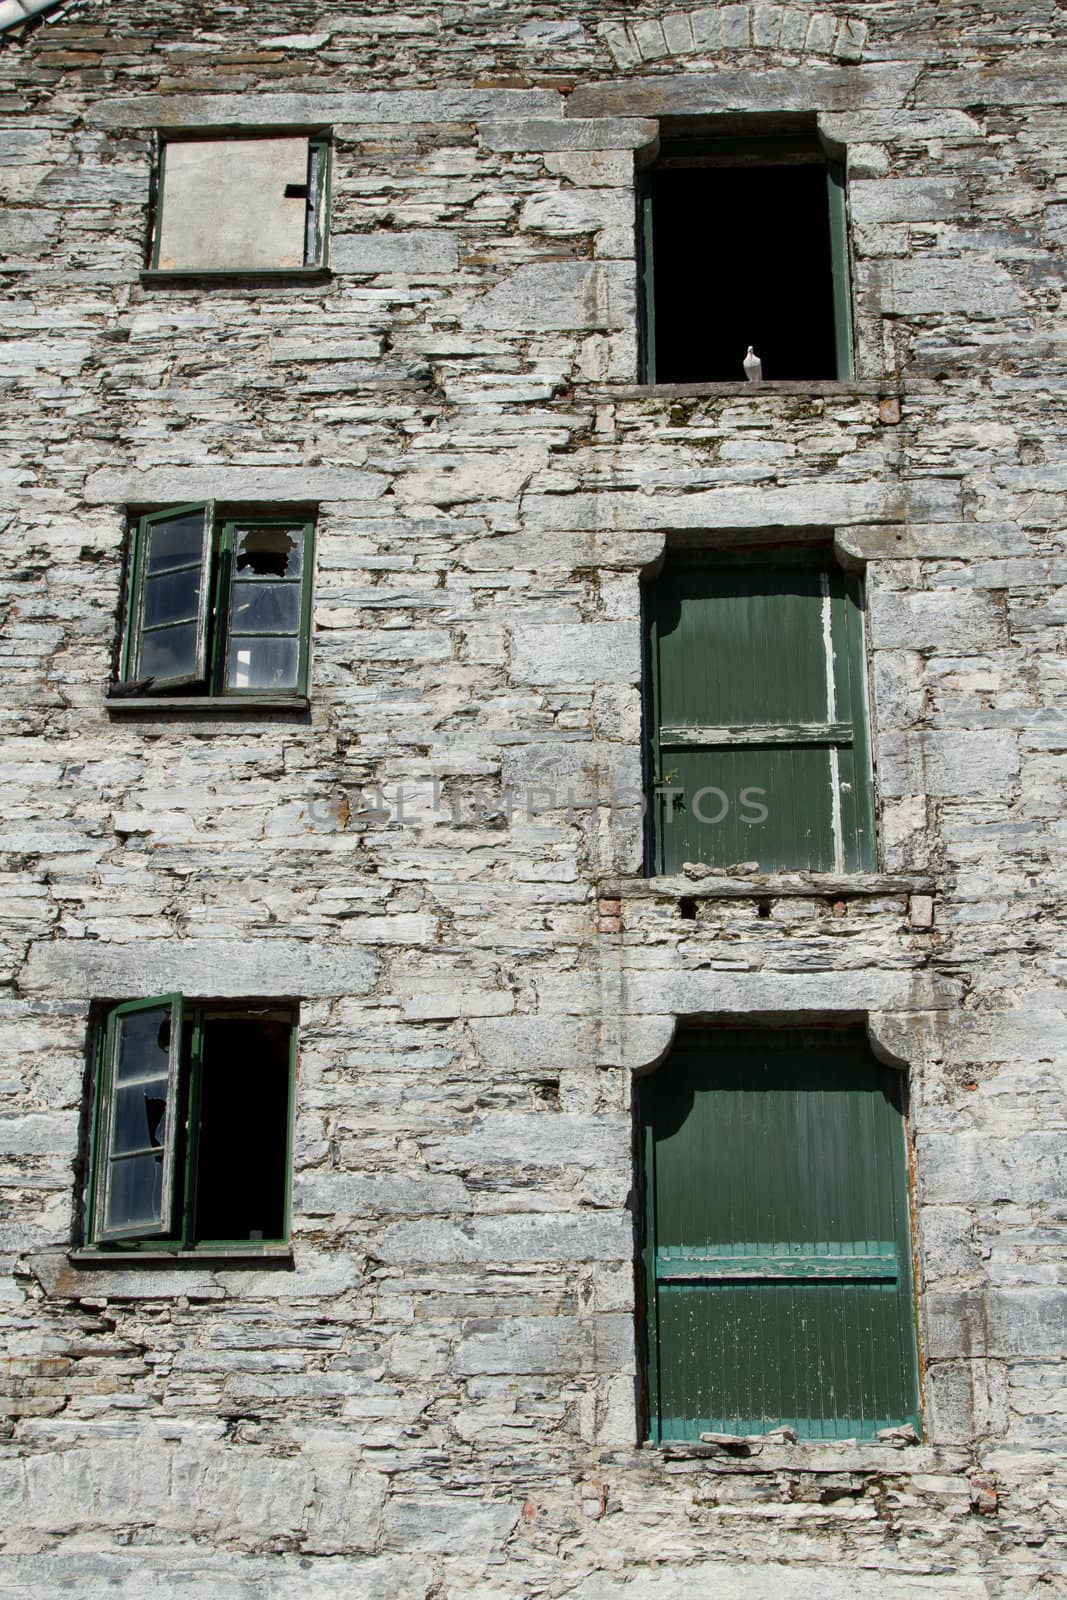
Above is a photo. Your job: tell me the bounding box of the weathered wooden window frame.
[637,136,854,384]
[119,504,316,700]
[146,130,332,277]
[636,1027,922,1445]
[85,997,297,1255]
[643,546,877,876]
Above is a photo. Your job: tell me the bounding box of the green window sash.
[91,994,184,1243]
[125,503,214,689]
[218,519,314,697]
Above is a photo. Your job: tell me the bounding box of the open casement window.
[87,998,296,1252]
[638,136,853,382]
[91,996,183,1243]
[637,1029,921,1443]
[644,549,875,875]
[120,505,315,698]
[150,135,330,274]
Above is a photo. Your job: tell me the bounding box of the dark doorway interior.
[649,162,838,382]
[193,1014,291,1241]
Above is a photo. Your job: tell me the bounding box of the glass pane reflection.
[146,512,207,574]
[227,636,299,690]
[230,580,300,633]
[140,621,198,680]
[143,566,202,630]
[115,1007,171,1083]
[105,1151,164,1234]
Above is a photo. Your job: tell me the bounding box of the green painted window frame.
[120,504,316,699]
[637,1027,922,1444]
[637,136,854,383]
[85,997,298,1254]
[147,132,332,276]
[643,547,876,876]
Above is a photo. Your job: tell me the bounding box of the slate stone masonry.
[1,1,1064,1594]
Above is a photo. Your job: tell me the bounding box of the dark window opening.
[639,138,852,384]
[193,1016,292,1243]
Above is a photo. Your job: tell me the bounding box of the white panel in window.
[156,137,310,271]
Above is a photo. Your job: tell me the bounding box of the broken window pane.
[155,138,312,272]
[235,526,302,579]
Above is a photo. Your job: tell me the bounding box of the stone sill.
[600,872,936,901]
[106,695,309,717]
[69,1248,294,1266]
[588,380,911,401]
[630,1439,971,1474]
[139,268,332,286]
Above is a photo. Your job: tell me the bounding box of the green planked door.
[638,1030,920,1442]
[645,551,875,874]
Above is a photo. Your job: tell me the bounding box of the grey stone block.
[383,1495,518,1555]
[469,262,634,332]
[511,621,639,686]
[917,1135,1066,1205]
[293,1172,471,1218]
[83,467,389,505]
[378,1212,632,1264]
[89,91,564,128]
[479,117,658,152]
[453,1312,633,1375]
[331,232,459,274]
[20,939,379,999]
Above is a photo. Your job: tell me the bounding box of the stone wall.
[1,1,1064,1594]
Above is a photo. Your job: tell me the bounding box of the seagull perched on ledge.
[743,345,763,382]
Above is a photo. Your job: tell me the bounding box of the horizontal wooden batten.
[659,721,854,748]
[656,1244,898,1282]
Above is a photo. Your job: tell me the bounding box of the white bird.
[743,345,763,382]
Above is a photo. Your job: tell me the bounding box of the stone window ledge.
[139,268,332,286]
[68,1248,293,1266]
[625,1440,972,1475]
[106,695,309,717]
[600,872,936,901]
[23,1249,295,1303]
[586,380,915,401]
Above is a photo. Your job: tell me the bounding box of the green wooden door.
[638,1030,920,1442]
[645,551,875,874]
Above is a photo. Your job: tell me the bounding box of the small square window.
[644,547,875,874]
[115,504,315,699]
[149,135,330,274]
[638,134,853,382]
[85,996,296,1251]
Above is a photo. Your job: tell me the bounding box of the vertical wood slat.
[827,160,855,381]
